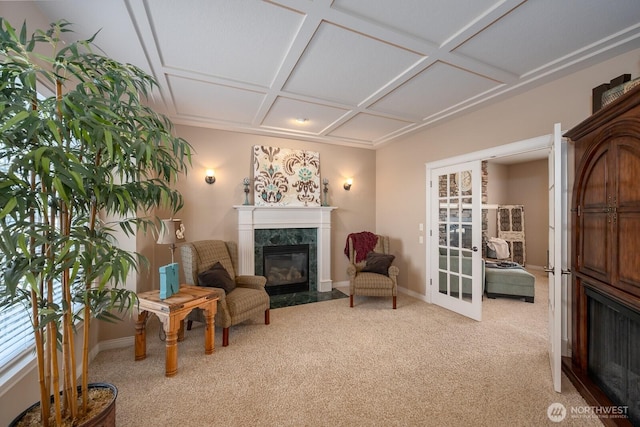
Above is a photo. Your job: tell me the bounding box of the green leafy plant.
[0,18,192,425]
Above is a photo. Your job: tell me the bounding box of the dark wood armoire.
[563,85,640,427]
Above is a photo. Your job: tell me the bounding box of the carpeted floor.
[89,271,603,426]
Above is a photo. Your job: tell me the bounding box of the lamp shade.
[157,218,186,245]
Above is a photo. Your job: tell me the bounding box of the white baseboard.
[332,280,349,289]
[398,286,428,303]
[88,336,134,367]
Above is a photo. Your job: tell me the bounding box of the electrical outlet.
[419,236,424,244]
[419,223,424,231]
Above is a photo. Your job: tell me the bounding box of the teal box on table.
[159,263,179,299]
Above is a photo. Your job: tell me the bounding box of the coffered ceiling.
[22,0,640,148]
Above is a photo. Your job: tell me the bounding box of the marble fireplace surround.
[234,206,337,292]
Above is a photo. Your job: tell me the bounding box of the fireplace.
[587,288,640,425]
[234,206,336,292]
[263,244,309,295]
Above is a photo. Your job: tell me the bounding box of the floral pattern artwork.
[253,145,321,206]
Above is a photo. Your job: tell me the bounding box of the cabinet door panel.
[580,213,609,281]
[617,140,640,207]
[614,138,640,297]
[617,213,640,297]
[582,150,608,209]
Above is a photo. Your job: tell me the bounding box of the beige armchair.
[180,240,270,346]
[346,234,398,309]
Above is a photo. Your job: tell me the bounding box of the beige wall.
[506,159,549,267]
[167,127,377,286]
[376,48,640,295]
[486,162,509,239]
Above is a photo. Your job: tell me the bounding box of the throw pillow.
[198,262,236,293]
[361,252,395,276]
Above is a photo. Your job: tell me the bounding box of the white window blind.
[0,282,65,369]
[0,165,71,373]
[0,90,71,372]
[0,153,34,370]
[0,155,38,370]
[0,300,36,368]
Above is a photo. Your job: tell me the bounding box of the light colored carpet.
[90,271,602,426]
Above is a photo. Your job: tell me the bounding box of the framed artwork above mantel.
[253,145,321,207]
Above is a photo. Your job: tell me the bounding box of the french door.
[430,161,482,321]
[546,123,567,393]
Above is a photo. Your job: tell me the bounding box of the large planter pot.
[10,382,117,427]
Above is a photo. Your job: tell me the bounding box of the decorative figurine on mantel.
[243,177,251,205]
[322,178,329,206]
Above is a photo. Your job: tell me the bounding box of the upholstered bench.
[485,263,535,303]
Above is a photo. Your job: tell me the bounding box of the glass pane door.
[431,161,482,321]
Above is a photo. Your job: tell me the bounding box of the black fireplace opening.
[263,244,309,295]
[587,288,640,425]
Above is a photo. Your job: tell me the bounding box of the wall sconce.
[343,178,353,191]
[205,169,216,184]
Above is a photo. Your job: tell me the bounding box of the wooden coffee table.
[135,285,219,377]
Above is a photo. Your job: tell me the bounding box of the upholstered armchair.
[346,234,399,309]
[180,240,270,346]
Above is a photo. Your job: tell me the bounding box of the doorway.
[426,133,554,309]
[427,127,570,393]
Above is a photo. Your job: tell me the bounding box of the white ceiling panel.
[454,0,640,76]
[168,75,265,124]
[332,0,499,46]
[262,97,349,134]
[283,22,424,105]
[147,0,304,87]
[13,0,640,148]
[34,1,149,73]
[329,113,412,142]
[371,61,501,120]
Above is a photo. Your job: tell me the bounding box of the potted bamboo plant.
[0,18,192,426]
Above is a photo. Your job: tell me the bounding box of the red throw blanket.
[344,231,379,263]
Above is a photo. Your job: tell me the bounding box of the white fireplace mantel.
[233,205,337,292]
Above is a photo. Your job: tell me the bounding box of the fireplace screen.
[587,288,640,425]
[263,244,309,295]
